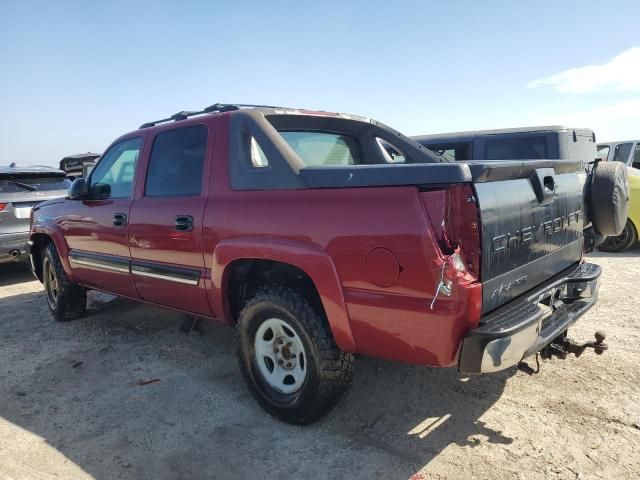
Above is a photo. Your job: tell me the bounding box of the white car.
[597,140,640,169]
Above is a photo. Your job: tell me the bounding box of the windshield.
[0,176,71,193]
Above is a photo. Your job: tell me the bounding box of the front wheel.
[598,220,637,252]
[236,285,354,424]
[43,243,87,321]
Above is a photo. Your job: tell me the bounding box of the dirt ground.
[1,250,639,480]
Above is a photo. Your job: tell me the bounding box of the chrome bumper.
[459,263,601,374]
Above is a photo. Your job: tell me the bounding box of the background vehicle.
[599,167,640,252]
[1,166,70,263]
[412,125,597,167]
[59,152,101,179]
[413,126,604,250]
[596,140,640,169]
[29,105,625,423]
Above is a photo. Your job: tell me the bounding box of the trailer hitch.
[541,331,608,360]
[517,331,608,375]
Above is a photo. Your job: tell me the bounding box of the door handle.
[175,215,194,232]
[113,213,128,227]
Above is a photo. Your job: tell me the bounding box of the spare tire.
[589,162,629,236]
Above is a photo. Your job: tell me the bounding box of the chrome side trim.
[68,250,201,286]
[130,267,200,286]
[69,256,130,274]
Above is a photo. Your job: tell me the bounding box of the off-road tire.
[43,242,87,322]
[236,285,354,424]
[598,219,637,253]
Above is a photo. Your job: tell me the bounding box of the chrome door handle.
[175,215,194,232]
[113,213,127,227]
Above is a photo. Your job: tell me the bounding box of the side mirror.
[89,183,111,199]
[68,178,88,200]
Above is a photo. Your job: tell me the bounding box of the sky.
[1,0,639,166]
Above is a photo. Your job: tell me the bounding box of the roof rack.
[139,103,284,129]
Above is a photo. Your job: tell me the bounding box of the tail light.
[420,185,481,279]
[0,203,7,211]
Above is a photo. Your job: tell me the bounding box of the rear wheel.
[236,285,354,424]
[599,220,637,252]
[43,243,87,321]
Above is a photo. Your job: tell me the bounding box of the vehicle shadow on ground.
[0,262,34,287]
[0,292,512,480]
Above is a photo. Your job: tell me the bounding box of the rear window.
[0,176,71,193]
[484,136,548,160]
[279,131,361,166]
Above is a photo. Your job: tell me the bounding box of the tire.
[598,220,637,252]
[589,162,629,236]
[236,285,354,424]
[42,242,87,322]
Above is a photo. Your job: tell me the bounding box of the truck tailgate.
[469,160,585,313]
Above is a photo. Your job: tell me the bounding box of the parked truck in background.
[59,153,100,180]
[596,140,640,169]
[29,105,628,423]
[412,125,597,166]
[412,126,607,251]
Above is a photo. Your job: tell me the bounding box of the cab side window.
[613,142,633,164]
[89,137,142,199]
[425,142,471,161]
[376,138,407,163]
[484,136,547,160]
[632,144,640,170]
[145,126,207,197]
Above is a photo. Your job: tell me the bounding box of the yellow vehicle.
[600,167,640,252]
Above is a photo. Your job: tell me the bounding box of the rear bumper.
[0,231,29,263]
[459,262,601,374]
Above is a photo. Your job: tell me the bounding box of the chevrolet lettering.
[492,210,582,253]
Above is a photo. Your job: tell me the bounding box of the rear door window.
[279,131,361,166]
[484,136,548,160]
[88,137,142,199]
[145,126,208,197]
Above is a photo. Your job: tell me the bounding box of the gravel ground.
[0,249,639,480]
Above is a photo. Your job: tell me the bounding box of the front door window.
[89,137,142,199]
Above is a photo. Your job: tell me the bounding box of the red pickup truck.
[29,104,627,424]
